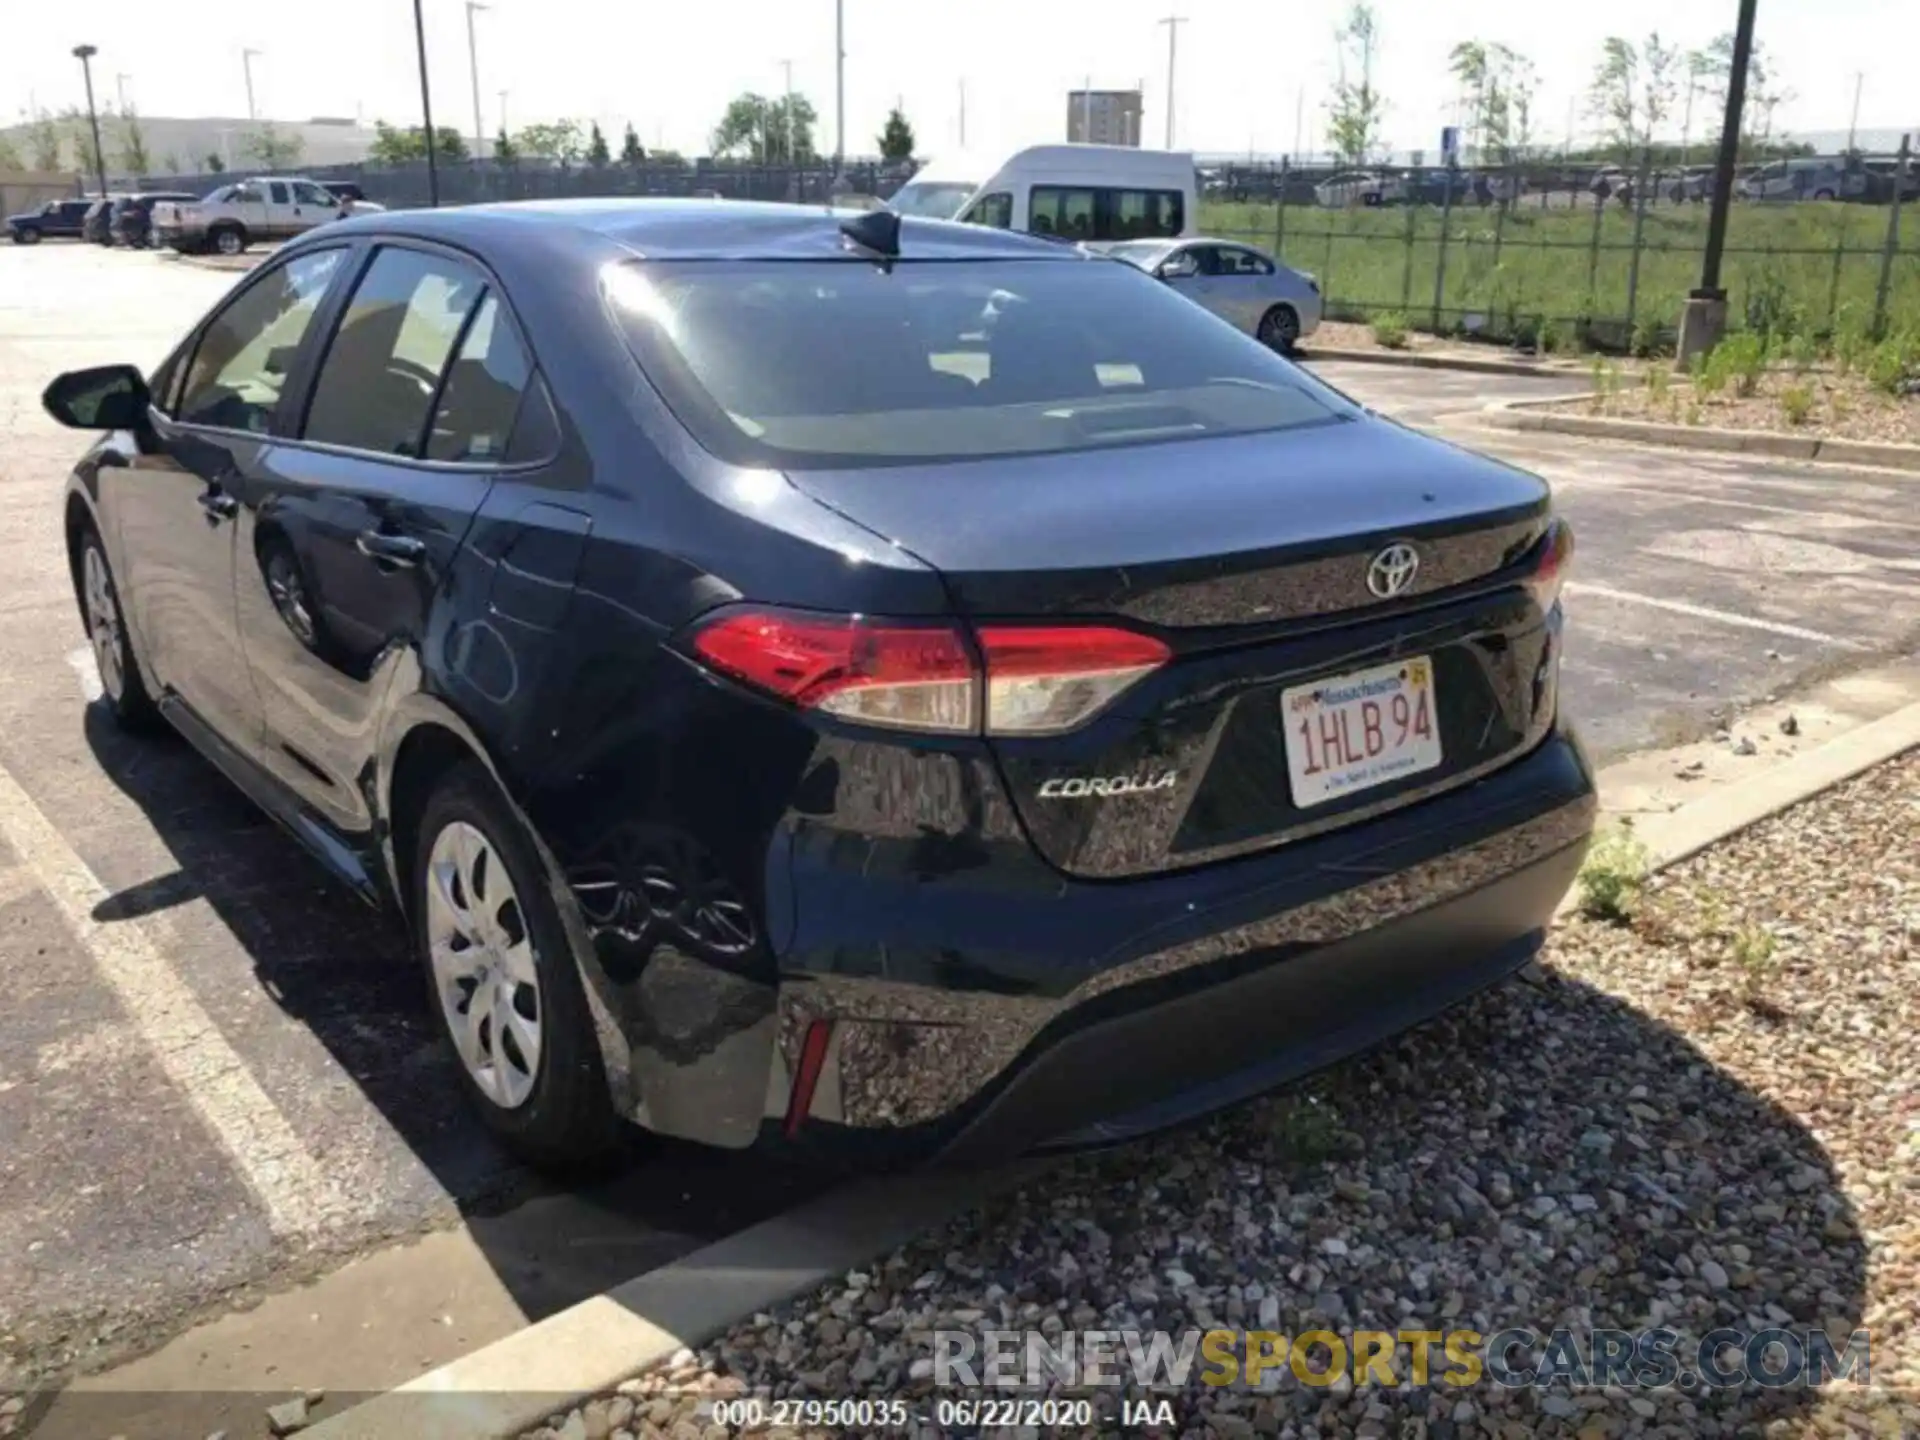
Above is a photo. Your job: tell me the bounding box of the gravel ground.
[522,753,1920,1440]
[1556,368,1920,446]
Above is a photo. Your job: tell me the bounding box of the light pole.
[781,59,795,163]
[412,0,440,206]
[1677,0,1759,366]
[834,0,845,174]
[71,45,108,196]
[242,47,262,122]
[465,2,489,161]
[115,73,131,111]
[498,89,509,140]
[1157,15,1186,149]
[1847,73,1863,152]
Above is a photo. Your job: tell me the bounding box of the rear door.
[289,179,343,231]
[232,240,538,836]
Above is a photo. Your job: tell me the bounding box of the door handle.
[356,530,426,567]
[197,490,238,522]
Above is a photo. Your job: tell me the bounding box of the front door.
[115,245,351,753]
[234,243,538,838]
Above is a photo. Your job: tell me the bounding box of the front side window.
[959,191,1012,229]
[304,246,486,456]
[176,248,346,432]
[606,257,1348,470]
[293,182,335,207]
[268,182,290,205]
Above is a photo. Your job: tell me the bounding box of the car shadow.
[77,702,831,1321]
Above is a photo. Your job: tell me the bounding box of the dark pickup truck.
[8,197,95,244]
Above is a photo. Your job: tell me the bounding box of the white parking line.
[1565,581,1869,650]
[0,759,336,1238]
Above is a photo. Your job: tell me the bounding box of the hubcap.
[83,546,125,702]
[217,230,241,254]
[425,820,543,1109]
[1263,309,1299,348]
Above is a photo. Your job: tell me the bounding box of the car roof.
[319,197,1087,263]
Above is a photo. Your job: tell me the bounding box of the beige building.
[1066,90,1143,147]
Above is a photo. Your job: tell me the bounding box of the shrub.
[1779,383,1814,426]
[1743,269,1802,349]
[1865,333,1919,397]
[1707,332,1767,398]
[1538,317,1564,356]
[1577,827,1651,923]
[1370,311,1409,349]
[1630,319,1662,359]
[1691,350,1725,397]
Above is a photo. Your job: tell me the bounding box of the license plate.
[1281,657,1441,808]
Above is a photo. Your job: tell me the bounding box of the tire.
[1812,188,1836,202]
[14,227,40,246]
[211,224,248,256]
[413,763,618,1171]
[77,528,161,731]
[1257,304,1302,354]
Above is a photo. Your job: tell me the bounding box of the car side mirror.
[43,364,152,432]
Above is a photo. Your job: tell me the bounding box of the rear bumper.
[612,725,1595,1165]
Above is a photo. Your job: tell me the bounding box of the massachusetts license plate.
[1281,657,1442,808]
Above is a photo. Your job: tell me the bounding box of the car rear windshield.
[606,256,1348,470]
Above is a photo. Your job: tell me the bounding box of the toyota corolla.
[47,200,1593,1170]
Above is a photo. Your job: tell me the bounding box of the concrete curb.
[1485,395,1920,473]
[1303,344,1582,379]
[301,1164,1046,1440]
[310,701,1920,1440]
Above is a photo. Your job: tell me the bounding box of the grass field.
[1199,197,1920,346]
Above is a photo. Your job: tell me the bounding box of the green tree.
[244,122,305,169]
[711,91,818,162]
[436,128,470,162]
[369,120,466,164]
[517,119,584,165]
[1448,42,1537,170]
[587,121,611,167]
[204,152,226,173]
[494,128,519,165]
[27,112,64,171]
[1694,34,1791,160]
[113,106,152,175]
[620,122,646,166]
[878,107,915,161]
[1325,4,1383,166]
[1588,33,1680,161]
[0,132,22,171]
[160,151,181,174]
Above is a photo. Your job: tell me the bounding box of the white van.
[889,144,1198,243]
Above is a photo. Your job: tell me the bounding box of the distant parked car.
[1315,170,1406,207]
[153,177,383,255]
[109,192,201,248]
[7,197,94,244]
[1106,236,1323,352]
[1665,166,1714,203]
[1739,158,1869,203]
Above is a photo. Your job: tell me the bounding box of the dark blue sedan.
[44,200,1593,1169]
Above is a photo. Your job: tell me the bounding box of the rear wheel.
[78,530,160,731]
[13,227,39,246]
[1258,304,1302,354]
[414,764,618,1171]
[1813,188,1836,202]
[211,224,248,256]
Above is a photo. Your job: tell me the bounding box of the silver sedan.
[1105,238,1324,353]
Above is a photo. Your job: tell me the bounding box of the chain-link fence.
[133,157,910,212]
[1202,146,1919,346]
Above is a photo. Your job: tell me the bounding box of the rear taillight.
[687,609,1170,737]
[1524,519,1574,613]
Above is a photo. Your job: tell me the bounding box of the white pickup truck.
[152,177,384,256]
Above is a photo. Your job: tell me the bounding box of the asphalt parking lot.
[0,243,1916,1407]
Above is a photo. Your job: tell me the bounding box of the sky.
[5,0,1916,161]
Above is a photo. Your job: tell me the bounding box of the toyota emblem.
[1366,543,1420,599]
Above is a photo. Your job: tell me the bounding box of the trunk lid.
[786,419,1561,878]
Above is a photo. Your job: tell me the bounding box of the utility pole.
[412,0,440,206]
[1847,73,1863,152]
[834,0,845,174]
[957,79,966,147]
[1157,14,1186,149]
[71,45,108,196]
[1293,85,1305,159]
[780,59,795,163]
[115,73,130,111]
[242,47,261,122]
[1677,0,1759,366]
[465,2,489,161]
[1083,74,1093,142]
[498,89,509,139]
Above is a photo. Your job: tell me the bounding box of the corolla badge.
[1038,771,1180,799]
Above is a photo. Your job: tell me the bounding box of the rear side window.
[1109,188,1183,239]
[304,247,485,456]
[959,192,1012,229]
[425,294,535,462]
[606,257,1346,470]
[1030,186,1096,239]
[177,248,346,432]
[268,182,290,205]
[1030,185,1183,241]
